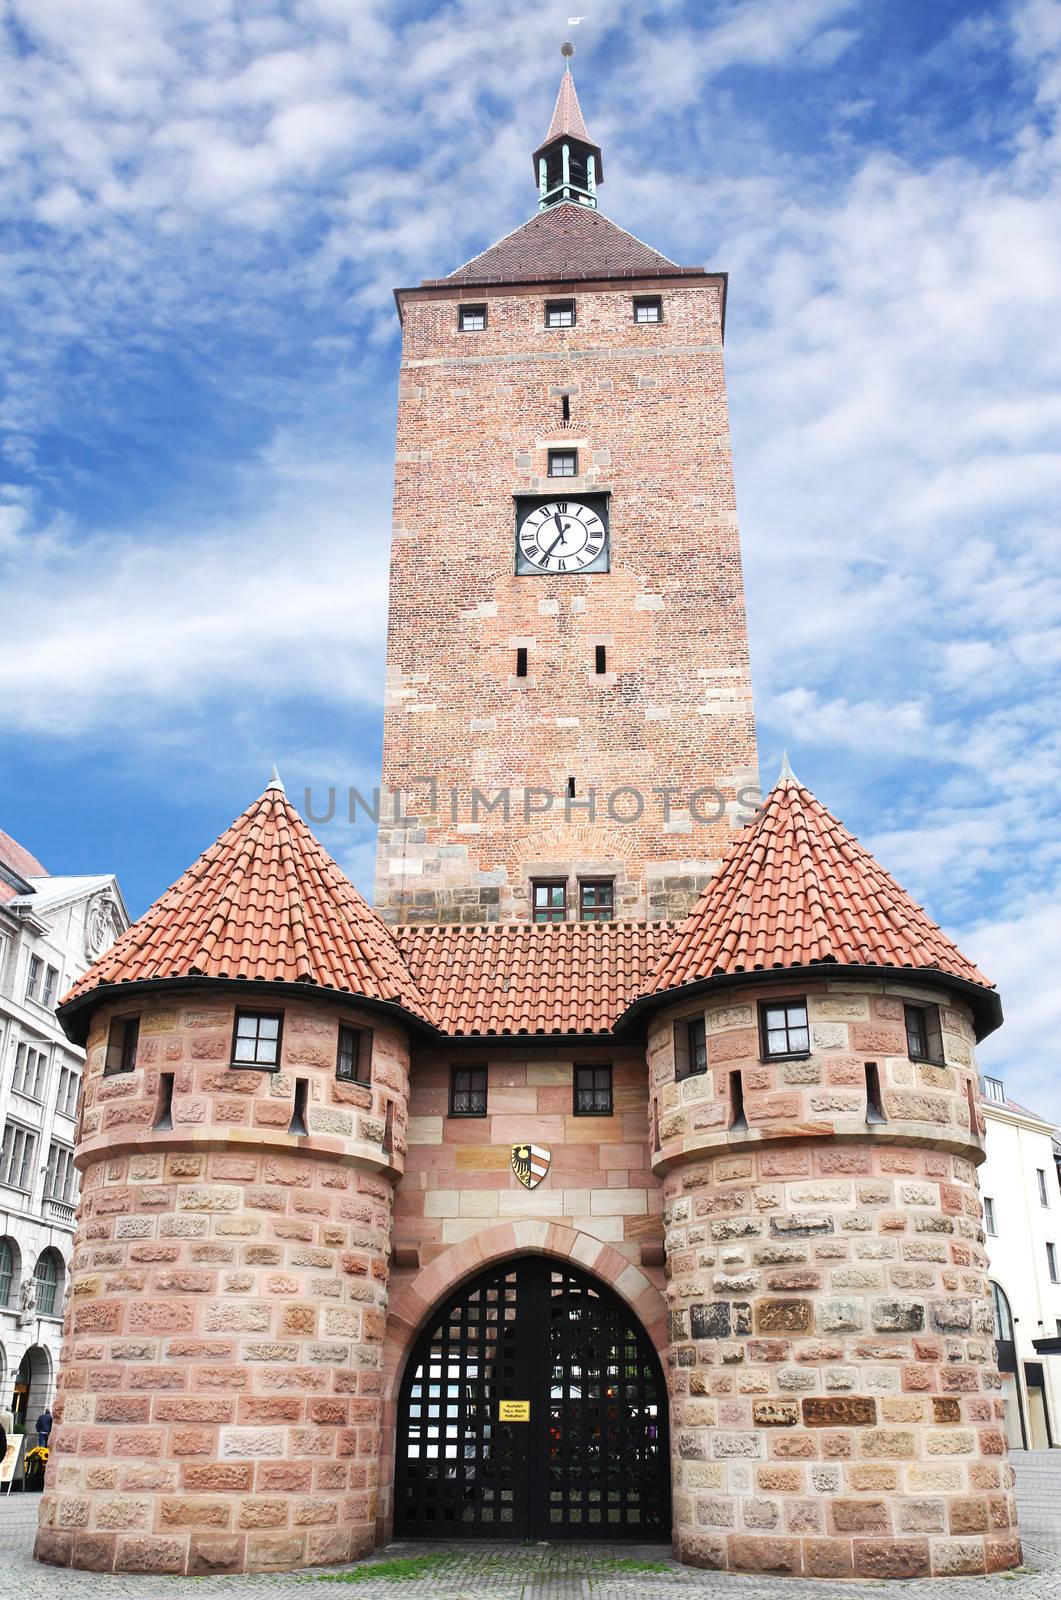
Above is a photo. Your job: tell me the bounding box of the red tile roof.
[62,781,433,1025]
[398,920,675,1037]
[646,776,995,999]
[439,203,685,286]
[0,827,47,903]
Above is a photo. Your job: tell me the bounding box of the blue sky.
[2,0,1059,1112]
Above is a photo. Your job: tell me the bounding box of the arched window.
[34,1249,61,1318]
[0,1238,14,1307]
[991,1279,1014,1341]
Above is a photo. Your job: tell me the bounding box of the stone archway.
[13,1345,52,1434]
[379,1220,668,1542]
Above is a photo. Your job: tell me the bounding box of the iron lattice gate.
[394,1256,670,1540]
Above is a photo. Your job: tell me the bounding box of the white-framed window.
[45,1143,76,1205]
[1048,1242,1059,1285]
[0,1122,37,1191]
[984,1196,997,1236]
[42,964,59,1008]
[1038,1168,1050,1208]
[56,1065,80,1118]
[25,954,42,1002]
[983,1076,1006,1103]
[12,1041,47,1100]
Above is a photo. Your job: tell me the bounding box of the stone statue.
[17,1275,36,1326]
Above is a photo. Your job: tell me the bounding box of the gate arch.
[393,1254,670,1541]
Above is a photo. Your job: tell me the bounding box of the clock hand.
[543,525,569,557]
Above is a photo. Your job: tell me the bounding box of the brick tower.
[374,54,758,927]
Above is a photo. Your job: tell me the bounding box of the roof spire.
[266,764,285,794]
[533,48,603,210]
[777,750,798,784]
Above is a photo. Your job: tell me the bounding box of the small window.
[904,1002,943,1063]
[1038,1168,1050,1208]
[104,1015,140,1076]
[25,955,42,1002]
[458,304,487,331]
[515,646,528,678]
[545,299,575,329]
[633,295,662,323]
[984,1075,1006,1103]
[450,1066,487,1117]
[56,1067,80,1119]
[42,965,59,1008]
[675,1017,707,1082]
[1048,1242,1058,1285]
[759,998,809,1058]
[231,1010,283,1070]
[984,1196,997,1236]
[548,449,577,477]
[337,1025,371,1085]
[594,644,607,674]
[574,1065,613,1116]
[532,880,566,924]
[579,879,614,922]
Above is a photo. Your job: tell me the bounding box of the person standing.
[36,1408,52,1449]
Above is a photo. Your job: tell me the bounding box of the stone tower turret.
[633,773,1021,1578]
[34,777,431,1576]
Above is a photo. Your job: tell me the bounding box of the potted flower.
[23,1444,47,1491]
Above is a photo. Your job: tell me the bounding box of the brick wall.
[375,274,759,925]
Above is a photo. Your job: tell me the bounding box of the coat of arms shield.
[511,1143,551,1189]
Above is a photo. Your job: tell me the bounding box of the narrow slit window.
[515,646,528,678]
[595,644,607,674]
[561,394,571,422]
[567,776,576,798]
[966,1077,979,1132]
[1039,1168,1050,1208]
[548,448,577,477]
[383,1100,394,1153]
[153,1072,174,1131]
[729,1070,748,1131]
[231,1010,283,1070]
[458,304,487,331]
[865,1061,886,1124]
[288,1077,309,1136]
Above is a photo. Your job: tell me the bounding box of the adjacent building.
[0,827,127,1444]
[979,1078,1061,1449]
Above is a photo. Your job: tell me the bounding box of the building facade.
[35,59,1022,1582]
[0,827,127,1457]
[979,1080,1061,1449]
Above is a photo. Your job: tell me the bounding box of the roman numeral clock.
[515,494,610,574]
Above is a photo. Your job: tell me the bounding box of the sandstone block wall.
[375,275,758,925]
[650,979,1021,1576]
[35,990,409,1576]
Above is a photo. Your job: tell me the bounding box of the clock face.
[516,500,609,574]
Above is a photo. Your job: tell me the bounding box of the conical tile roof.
[62,782,434,1027]
[543,67,591,146]
[646,775,997,1017]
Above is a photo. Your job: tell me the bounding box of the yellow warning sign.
[499,1400,530,1422]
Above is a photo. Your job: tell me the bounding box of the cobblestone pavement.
[2,1453,1059,1594]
